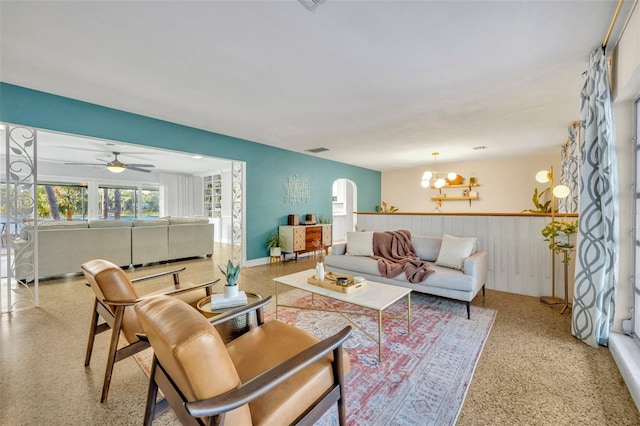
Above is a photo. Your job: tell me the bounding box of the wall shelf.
[430,183,480,206]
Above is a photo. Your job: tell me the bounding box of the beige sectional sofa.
[14,217,214,281]
[324,232,488,318]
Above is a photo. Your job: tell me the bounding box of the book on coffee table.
[210,291,248,309]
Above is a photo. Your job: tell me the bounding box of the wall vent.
[306,147,330,153]
[299,0,327,11]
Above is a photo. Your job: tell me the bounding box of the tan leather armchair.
[82,259,218,403]
[135,294,352,425]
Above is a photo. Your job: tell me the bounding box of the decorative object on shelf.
[218,259,240,298]
[420,152,458,189]
[288,214,299,225]
[317,215,332,224]
[429,183,480,208]
[375,201,398,213]
[534,165,572,308]
[203,174,222,218]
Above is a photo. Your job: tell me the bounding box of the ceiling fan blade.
[126,163,155,168]
[65,162,106,166]
[126,166,152,173]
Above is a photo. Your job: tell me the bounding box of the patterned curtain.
[559,123,579,213]
[572,48,619,347]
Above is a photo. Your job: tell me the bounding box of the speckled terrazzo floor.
[1,251,639,425]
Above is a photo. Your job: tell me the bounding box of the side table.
[197,292,262,342]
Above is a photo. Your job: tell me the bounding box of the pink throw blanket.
[371,230,433,283]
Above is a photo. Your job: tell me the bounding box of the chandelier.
[420,152,458,189]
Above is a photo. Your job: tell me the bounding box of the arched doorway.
[331,178,357,242]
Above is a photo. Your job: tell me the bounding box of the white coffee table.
[273,269,411,361]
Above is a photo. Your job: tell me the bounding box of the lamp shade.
[434,178,446,188]
[535,170,550,183]
[422,171,433,180]
[552,184,570,198]
[420,179,430,188]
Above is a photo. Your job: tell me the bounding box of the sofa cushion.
[20,220,89,239]
[167,216,210,225]
[324,254,381,276]
[412,235,442,261]
[132,219,169,227]
[88,219,132,228]
[346,231,374,256]
[435,234,477,270]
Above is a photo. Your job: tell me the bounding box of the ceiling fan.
[65,151,155,173]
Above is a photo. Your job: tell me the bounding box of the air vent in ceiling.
[306,147,330,154]
[299,0,327,11]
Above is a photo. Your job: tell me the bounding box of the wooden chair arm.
[185,325,352,418]
[208,296,272,327]
[146,279,220,298]
[130,267,186,284]
[85,267,187,288]
[103,279,220,307]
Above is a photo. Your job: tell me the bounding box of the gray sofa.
[14,217,214,280]
[324,233,488,318]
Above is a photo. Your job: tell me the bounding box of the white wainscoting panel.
[357,213,574,298]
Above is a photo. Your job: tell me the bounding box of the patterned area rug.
[134,292,496,426]
[271,292,496,426]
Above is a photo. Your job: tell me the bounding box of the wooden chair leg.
[334,346,347,426]
[144,357,160,426]
[101,305,125,403]
[85,299,100,366]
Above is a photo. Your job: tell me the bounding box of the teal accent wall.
[0,83,381,260]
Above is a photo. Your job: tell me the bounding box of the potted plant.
[218,259,241,298]
[266,231,287,257]
[522,188,552,213]
[541,219,579,263]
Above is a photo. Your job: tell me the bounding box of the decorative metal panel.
[231,161,244,266]
[2,124,38,312]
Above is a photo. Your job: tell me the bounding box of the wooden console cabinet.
[279,224,332,261]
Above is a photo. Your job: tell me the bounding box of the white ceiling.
[0,1,634,172]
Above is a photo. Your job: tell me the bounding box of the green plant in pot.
[266,231,287,257]
[522,188,552,213]
[218,260,241,298]
[541,219,579,263]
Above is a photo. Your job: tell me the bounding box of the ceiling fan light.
[107,165,126,173]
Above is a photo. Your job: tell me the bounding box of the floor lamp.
[535,166,570,305]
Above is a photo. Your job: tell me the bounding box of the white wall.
[382,148,563,213]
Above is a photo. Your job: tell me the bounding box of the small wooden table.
[197,292,262,342]
[273,270,411,361]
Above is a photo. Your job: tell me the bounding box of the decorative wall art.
[283,174,311,205]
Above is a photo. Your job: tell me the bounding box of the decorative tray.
[307,271,367,293]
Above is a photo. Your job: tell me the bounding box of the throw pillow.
[346,231,374,256]
[435,234,477,270]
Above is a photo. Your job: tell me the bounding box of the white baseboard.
[609,332,640,412]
